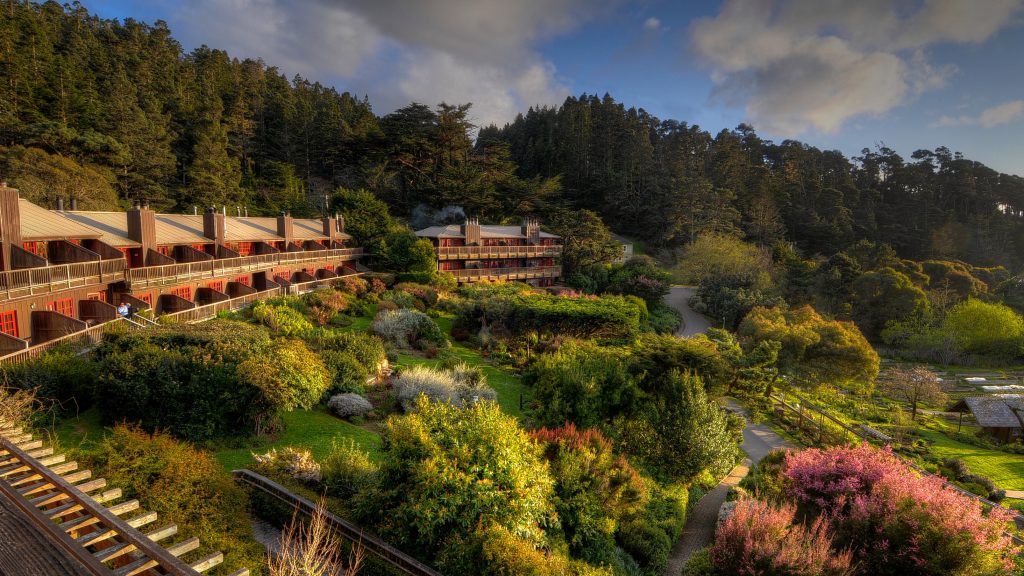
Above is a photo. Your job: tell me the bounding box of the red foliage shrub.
[782,444,1018,575]
[709,499,854,576]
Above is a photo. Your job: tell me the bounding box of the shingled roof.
[415,224,558,239]
[949,395,1024,428]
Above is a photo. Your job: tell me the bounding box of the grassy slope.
[215,407,383,471]
[916,428,1024,491]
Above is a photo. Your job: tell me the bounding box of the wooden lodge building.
[0,182,363,353]
[415,218,561,285]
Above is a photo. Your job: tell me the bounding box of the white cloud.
[936,100,1024,128]
[644,17,662,31]
[163,0,602,126]
[691,0,1022,136]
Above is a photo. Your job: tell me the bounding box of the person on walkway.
[117,302,129,318]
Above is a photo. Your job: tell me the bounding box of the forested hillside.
[3,1,1024,268]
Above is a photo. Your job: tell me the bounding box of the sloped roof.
[416,224,558,239]
[950,395,1024,428]
[228,217,279,242]
[153,214,208,245]
[19,200,101,241]
[293,219,330,240]
[59,211,140,247]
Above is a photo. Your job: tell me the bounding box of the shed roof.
[949,395,1024,428]
[415,224,558,240]
[19,200,101,241]
[59,211,140,247]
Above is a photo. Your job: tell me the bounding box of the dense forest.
[3,1,1024,269]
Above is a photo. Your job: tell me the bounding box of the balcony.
[0,259,126,299]
[450,265,561,283]
[436,245,562,260]
[126,248,364,289]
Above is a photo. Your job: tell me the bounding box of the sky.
[89,0,1024,176]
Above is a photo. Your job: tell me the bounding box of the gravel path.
[661,401,791,575]
[665,286,712,337]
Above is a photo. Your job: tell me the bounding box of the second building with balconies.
[416,218,561,285]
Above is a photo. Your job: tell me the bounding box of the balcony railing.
[127,248,364,289]
[450,265,561,282]
[0,317,141,365]
[436,245,562,260]
[0,259,126,299]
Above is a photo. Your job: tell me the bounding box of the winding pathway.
[661,401,791,576]
[665,286,712,337]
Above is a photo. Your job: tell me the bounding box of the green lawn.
[215,407,382,471]
[917,428,1024,491]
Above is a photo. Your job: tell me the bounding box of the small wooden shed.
[948,395,1024,443]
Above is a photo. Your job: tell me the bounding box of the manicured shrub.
[334,275,369,296]
[303,289,351,325]
[355,399,556,563]
[321,438,378,498]
[321,350,369,394]
[90,425,264,575]
[328,393,373,419]
[252,300,314,335]
[392,365,496,411]
[95,321,275,441]
[1,346,97,412]
[253,446,322,484]
[237,338,330,414]
[709,499,853,576]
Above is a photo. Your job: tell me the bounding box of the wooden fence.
[232,470,442,576]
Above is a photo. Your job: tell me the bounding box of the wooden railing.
[436,245,562,260]
[0,318,139,365]
[233,470,442,576]
[449,265,561,282]
[127,248,364,289]
[0,259,126,299]
[160,291,272,324]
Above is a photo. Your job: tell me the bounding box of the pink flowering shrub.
[783,444,1017,575]
[709,499,854,576]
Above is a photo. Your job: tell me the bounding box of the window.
[275,272,291,283]
[46,298,75,317]
[191,244,209,254]
[207,281,224,293]
[235,242,253,256]
[21,242,38,254]
[86,290,107,302]
[233,275,251,286]
[169,286,192,301]
[0,311,18,338]
[158,246,172,257]
[138,293,152,305]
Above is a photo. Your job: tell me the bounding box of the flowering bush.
[783,444,1018,575]
[709,499,854,576]
[392,364,496,411]
[253,446,322,484]
[303,289,351,325]
[394,282,439,308]
[328,393,373,419]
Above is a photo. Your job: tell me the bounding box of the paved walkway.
[665,286,712,337]
[662,401,791,576]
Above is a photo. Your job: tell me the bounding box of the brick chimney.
[462,217,481,246]
[522,217,540,245]
[322,215,337,246]
[127,203,156,256]
[277,212,293,245]
[202,206,226,246]
[0,182,23,271]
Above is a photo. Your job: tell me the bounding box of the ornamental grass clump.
[328,393,373,419]
[392,364,496,411]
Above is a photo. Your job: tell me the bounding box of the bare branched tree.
[268,498,364,576]
[880,366,948,420]
[0,386,36,428]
